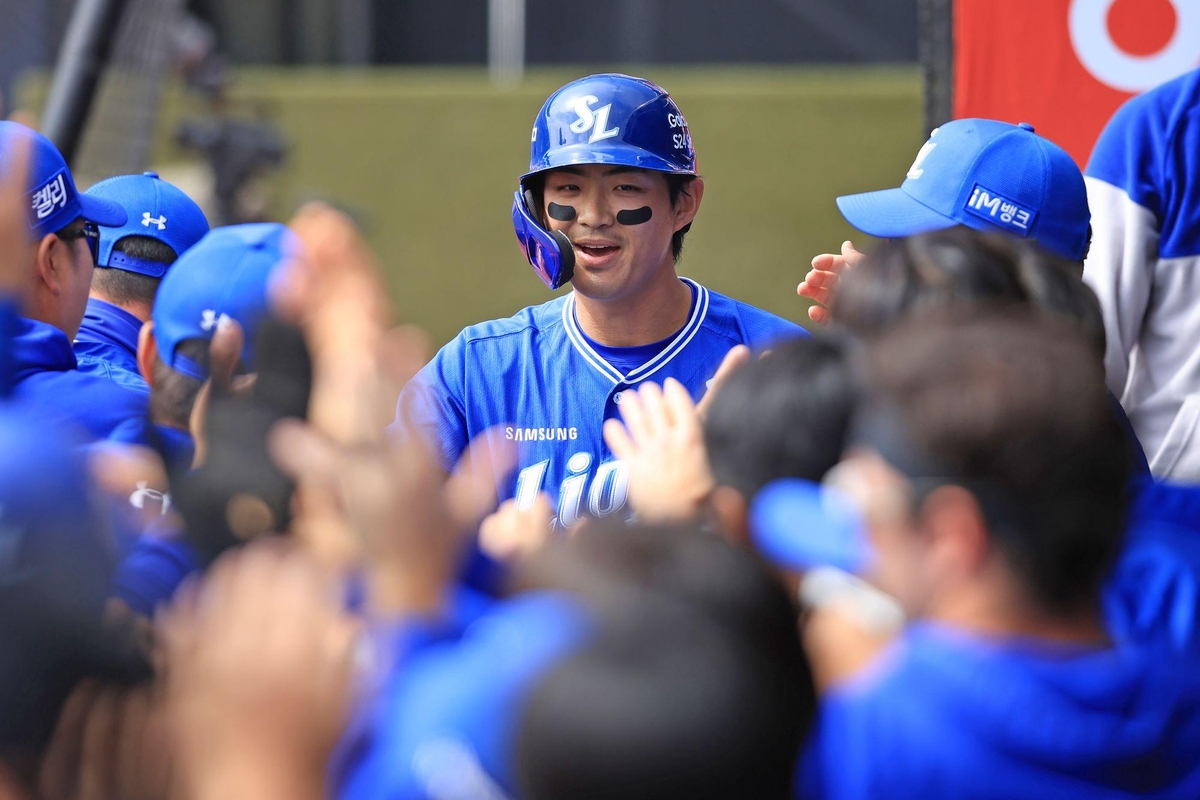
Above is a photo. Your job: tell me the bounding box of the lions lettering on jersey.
[393,278,805,529]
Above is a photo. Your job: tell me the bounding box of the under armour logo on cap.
[142,212,167,230]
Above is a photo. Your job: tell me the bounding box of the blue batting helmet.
[512,74,697,290]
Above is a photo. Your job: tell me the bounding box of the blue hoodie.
[801,624,1200,799]
[10,315,148,440]
[74,297,150,399]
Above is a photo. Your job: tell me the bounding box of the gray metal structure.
[918,0,953,134]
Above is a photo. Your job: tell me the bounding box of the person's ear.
[919,485,991,582]
[672,176,704,234]
[34,232,67,296]
[709,484,749,547]
[137,321,158,386]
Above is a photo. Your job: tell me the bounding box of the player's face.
[542,165,690,301]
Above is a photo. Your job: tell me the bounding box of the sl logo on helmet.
[568,95,620,143]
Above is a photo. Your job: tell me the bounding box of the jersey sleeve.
[1083,88,1169,399]
[390,334,470,471]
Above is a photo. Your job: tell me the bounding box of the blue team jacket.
[395,278,805,528]
[74,297,151,401]
[10,315,148,440]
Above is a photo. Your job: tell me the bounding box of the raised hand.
[187,316,248,469]
[159,543,358,800]
[480,494,556,561]
[603,378,714,523]
[696,344,750,420]
[797,240,866,325]
[0,130,31,306]
[269,327,514,615]
[275,202,393,446]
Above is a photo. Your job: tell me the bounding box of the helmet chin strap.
[552,230,575,281]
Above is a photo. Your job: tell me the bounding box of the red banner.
[953,0,1200,166]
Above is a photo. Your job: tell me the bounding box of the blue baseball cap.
[836,119,1090,262]
[749,478,874,574]
[0,121,126,238]
[152,223,296,381]
[85,172,210,277]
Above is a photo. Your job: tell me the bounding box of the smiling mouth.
[575,243,620,259]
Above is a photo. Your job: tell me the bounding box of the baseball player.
[0,121,155,440]
[74,171,210,406]
[395,73,805,528]
[109,223,296,617]
[115,223,293,473]
[1083,67,1200,481]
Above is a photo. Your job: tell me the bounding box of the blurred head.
[0,405,149,769]
[840,312,1128,621]
[835,118,1090,263]
[514,74,702,293]
[514,522,812,799]
[0,122,126,337]
[703,336,860,544]
[137,223,294,428]
[832,228,1105,356]
[85,171,210,319]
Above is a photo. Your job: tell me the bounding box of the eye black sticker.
[547,202,577,221]
[616,206,653,226]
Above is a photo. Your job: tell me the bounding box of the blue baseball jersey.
[395,278,806,527]
[74,297,151,401]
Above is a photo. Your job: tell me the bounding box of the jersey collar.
[562,277,710,385]
[75,297,143,360]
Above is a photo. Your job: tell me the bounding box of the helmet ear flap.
[512,188,575,290]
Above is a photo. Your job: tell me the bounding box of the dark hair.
[1012,249,1106,356]
[833,228,1103,353]
[526,171,697,264]
[865,311,1129,615]
[703,336,859,498]
[514,522,812,799]
[92,235,177,307]
[150,338,209,429]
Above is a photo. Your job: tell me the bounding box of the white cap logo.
[142,212,167,230]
